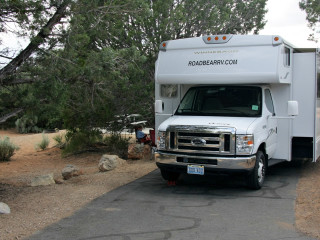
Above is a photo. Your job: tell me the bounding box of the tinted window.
[160,84,178,98]
[176,86,262,117]
[264,89,275,115]
[284,47,291,67]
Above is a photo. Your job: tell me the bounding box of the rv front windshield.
[175,86,262,117]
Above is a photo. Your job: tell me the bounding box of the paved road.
[28,163,316,240]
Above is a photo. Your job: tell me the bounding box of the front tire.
[246,151,266,190]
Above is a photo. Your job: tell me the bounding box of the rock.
[128,143,151,160]
[127,143,144,159]
[98,155,123,172]
[62,165,82,180]
[0,202,10,214]
[30,174,55,187]
[54,178,64,184]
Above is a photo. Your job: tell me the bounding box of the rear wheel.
[160,169,180,181]
[246,151,266,190]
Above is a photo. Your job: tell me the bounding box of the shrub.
[103,134,130,159]
[15,115,41,133]
[35,133,50,151]
[60,130,129,158]
[53,133,65,149]
[63,129,103,155]
[0,136,20,161]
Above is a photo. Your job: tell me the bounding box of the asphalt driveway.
[28,163,316,240]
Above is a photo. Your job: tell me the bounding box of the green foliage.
[0,0,47,35]
[0,76,66,130]
[35,133,50,151]
[0,85,25,128]
[59,129,130,159]
[1,0,268,136]
[62,129,103,155]
[0,136,20,161]
[103,134,130,159]
[15,115,41,133]
[23,80,66,130]
[53,133,66,149]
[101,0,267,56]
[300,0,320,42]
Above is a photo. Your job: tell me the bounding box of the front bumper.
[155,151,256,173]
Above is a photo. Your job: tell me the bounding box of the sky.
[260,0,319,48]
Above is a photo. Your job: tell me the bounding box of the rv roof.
[161,35,292,51]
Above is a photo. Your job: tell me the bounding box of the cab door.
[265,89,278,158]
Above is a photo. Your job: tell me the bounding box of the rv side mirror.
[155,100,163,113]
[288,101,299,116]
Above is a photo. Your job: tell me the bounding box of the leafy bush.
[63,129,103,155]
[35,133,50,151]
[53,133,66,149]
[0,136,20,161]
[58,129,130,158]
[103,134,130,159]
[15,115,41,133]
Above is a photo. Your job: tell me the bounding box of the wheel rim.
[257,158,265,183]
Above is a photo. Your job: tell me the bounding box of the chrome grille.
[166,126,235,155]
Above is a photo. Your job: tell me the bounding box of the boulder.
[31,174,55,187]
[62,165,82,180]
[0,202,10,214]
[99,154,124,172]
[128,143,151,160]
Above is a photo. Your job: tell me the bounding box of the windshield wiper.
[176,109,208,116]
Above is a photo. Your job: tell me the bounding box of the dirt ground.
[0,129,319,240]
[0,129,157,240]
[296,160,320,239]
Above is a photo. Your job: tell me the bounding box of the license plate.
[187,165,204,175]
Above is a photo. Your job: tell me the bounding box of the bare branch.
[0,0,71,86]
[0,54,13,60]
[0,108,23,124]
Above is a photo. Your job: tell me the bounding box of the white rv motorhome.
[154,35,320,189]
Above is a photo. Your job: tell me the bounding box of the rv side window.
[160,84,178,98]
[284,47,291,67]
[265,89,275,115]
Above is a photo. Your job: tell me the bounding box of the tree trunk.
[0,0,70,86]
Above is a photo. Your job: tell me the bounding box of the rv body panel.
[156,35,292,85]
[317,52,320,161]
[292,53,316,138]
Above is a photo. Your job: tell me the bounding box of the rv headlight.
[157,131,166,150]
[236,135,254,155]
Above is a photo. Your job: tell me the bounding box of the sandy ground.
[296,160,320,239]
[0,129,319,240]
[0,129,157,240]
